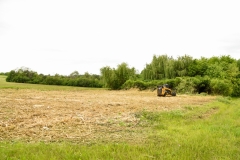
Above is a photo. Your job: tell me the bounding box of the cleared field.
[0,89,216,143]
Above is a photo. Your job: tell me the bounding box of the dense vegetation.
[5,54,240,96]
[102,55,240,96]
[6,68,102,88]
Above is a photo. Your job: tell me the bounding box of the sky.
[0,0,240,75]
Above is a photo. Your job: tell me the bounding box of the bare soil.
[0,89,216,143]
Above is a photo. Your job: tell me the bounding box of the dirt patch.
[0,89,216,143]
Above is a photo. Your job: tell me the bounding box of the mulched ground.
[0,89,216,143]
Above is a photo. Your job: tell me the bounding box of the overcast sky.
[1,0,240,75]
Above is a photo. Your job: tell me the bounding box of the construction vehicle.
[155,84,176,97]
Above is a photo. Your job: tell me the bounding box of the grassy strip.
[1,142,153,160]
[137,97,240,159]
[1,97,240,159]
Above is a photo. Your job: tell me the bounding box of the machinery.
[156,84,176,97]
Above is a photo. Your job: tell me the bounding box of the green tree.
[100,66,115,88]
[100,63,137,90]
[174,55,193,77]
[205,63,225,78]
[205,55,239,79]
[141,54,175,80]
[187,57,208,76]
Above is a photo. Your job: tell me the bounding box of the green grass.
[0,75,104,91]
[1,76,240,159]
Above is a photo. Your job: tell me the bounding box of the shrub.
[192,76,211,94]
[231,79,240,97]
[175,77,195,94]
[210,79,233,96]
[122,80,147,90]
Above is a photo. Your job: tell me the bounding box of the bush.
[121,80,134,89]
[175,77,195,94]
[210,79,233,96]
[192,76,211,94]
[122,80,147,90]
[231,79,240,97]
[134,80,147,90]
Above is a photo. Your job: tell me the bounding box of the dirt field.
[0,89,216,143]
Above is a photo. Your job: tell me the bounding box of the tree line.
[4,54,240,96]
[141,54,240,80]
[6,67,102,88]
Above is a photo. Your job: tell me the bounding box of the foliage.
[0,75,103,90]
[141,54,194,80]
[141,54,239,82]
[6,67,103,88]
[175,77,195,94]
[175,76,210,94]
[0,72,8,75]
[204,56,239,79]
[122,75,240,97]
[100,62,137,90]
[122,80,148,90]
[187,57,208,76]
[210,78,233,96]
[191,76,211,94]
[231,78,240,97]
[137,54,240,96]
[122,79,177,91]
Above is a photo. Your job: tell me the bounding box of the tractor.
[156,84,176,97]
